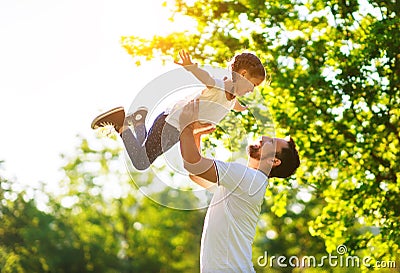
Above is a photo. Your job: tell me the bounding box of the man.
[179,99,300,273]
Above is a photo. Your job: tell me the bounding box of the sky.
[0,0,195,188]
[0,0,380,192]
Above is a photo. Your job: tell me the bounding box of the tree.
[0,135,205,272]
[121,0,400,270]
[53,134,206,272]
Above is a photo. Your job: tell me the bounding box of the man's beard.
[248,145,261,160]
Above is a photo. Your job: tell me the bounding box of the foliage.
[1,1,399,272]
[122,0,400,271]
[0,136,205,272]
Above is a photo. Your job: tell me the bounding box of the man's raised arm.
[179,100,218,183]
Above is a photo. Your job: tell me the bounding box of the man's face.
[248,136,289,160]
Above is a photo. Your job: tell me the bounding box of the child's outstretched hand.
[174,49,194,66]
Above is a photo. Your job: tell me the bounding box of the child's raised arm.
[174,49,216,89]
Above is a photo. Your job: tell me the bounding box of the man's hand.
[179,99,199,132]
[179,100,216,134]
[193,122,216,135]
[233,100,248,112]
[174,49,194,67]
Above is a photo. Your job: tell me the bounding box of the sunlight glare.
[103,0,196,38]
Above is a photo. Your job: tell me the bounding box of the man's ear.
[240,69,248,76]
[272,158,281,167]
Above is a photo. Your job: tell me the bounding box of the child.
[91,50,267,170]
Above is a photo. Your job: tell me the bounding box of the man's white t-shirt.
[165,78,236,131]
[200,160,268,273]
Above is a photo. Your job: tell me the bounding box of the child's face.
[234,72,264,97]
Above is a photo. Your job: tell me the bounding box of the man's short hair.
[269,137,300,178]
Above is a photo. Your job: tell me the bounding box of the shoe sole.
[91,106,125,129]
[127,106,149,116]
[126,106,149,124]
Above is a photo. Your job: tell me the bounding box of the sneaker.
[126,106,148,127]
[91,106,125,133]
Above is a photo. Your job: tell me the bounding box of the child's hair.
[230,52,268,82]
